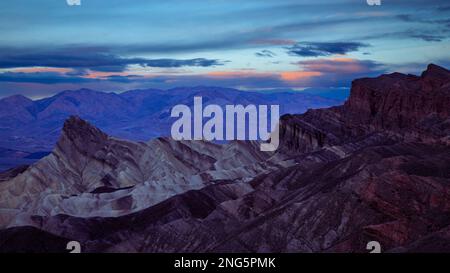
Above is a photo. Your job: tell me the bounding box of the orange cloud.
[12,67,72,73]
[298,58,372,74]
[280,71,322,81]
[206,70,323,84]
[330,57,355,63]
[207,71,273,78]
[83,71,120,79]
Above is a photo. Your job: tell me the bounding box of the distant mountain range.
[0,64,449,252]
[0,87,342,171]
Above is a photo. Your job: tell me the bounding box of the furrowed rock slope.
[0,117,278,226]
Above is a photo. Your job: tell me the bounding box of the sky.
[0,0,449,99]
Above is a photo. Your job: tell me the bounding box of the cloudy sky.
[0,0,449,98]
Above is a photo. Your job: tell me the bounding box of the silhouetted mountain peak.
[0,94,33,105]
[61,88,97,94]
[421,64,450,88]
[423,63,450,77]
[55,88,116,100]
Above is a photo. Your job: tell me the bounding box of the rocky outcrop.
[0,165,28,183]
[277,64,450,155]
[0,115,277,226]
[343,64,450,140]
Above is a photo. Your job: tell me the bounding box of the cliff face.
[278,64,450,154]
[344,64,450,138]
[0,65,449,253]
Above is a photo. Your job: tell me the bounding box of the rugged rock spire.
[421,63,450,88]
[57,115,108,158]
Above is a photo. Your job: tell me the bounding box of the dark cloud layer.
[0,48,224,72]
[360,30,446,42]
[0,71,97,84]
[255,50,276,58]
[287,42,369,57]
[397,13,450,27]
[409,33,445,42]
